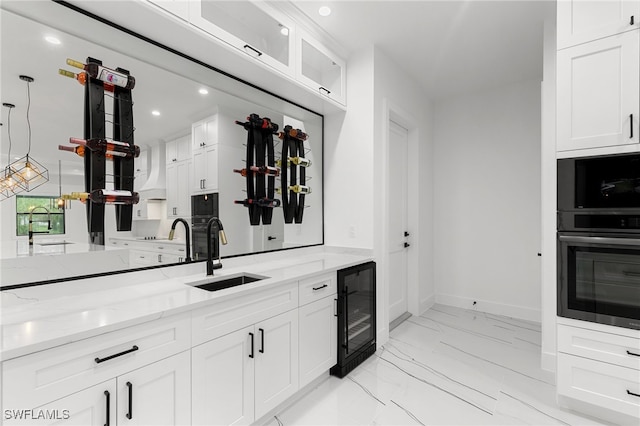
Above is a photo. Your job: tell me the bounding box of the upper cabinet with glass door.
[296,29,346,106]
[187,0,295,77]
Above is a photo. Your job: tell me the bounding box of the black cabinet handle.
[404,242,411,248]
[627,350,640,357]
[268,236,277,241]
[259,328,265,354]
[627,389,640,398]
[104,391,110,426]
[334,298,338,317]
[126,382,133,419]
[95,345,139,364]
[631,114,634,139]
[243,44,263,57]
[313,284,328,291]
[319,86,331,96]
[404,231,410,237]
[631,16,635,25]
[249,332,254,358]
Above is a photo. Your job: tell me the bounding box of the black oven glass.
[574,154,640,209]
[561,240,640,328]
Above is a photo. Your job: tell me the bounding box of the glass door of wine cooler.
[332,261,376,378]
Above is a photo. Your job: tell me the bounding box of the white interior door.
[388,120,409,323]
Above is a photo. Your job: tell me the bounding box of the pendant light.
[8,75,49,193]
[0,102,27,201]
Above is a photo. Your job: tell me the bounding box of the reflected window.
[16,195,65,236]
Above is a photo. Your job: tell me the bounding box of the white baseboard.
[434,294,541,323]
[419,294,436,316]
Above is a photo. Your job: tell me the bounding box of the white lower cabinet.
[117,351,191,426]
[192,309,299,425]
[299,295,337,388]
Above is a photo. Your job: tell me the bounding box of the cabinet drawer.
[558,324,640,370]
[557,353,640,419]
[2,313,191,409]
[192,281,298,345]
[298,272,336,306]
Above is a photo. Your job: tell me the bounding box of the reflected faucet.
[28,206,51,246]
[206,217,228,276]
[168,218,192,263]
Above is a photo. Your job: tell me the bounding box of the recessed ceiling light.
[44,35,61,45]
[318,6,331,17]
[151,110,161,116]
[199,88,209,95]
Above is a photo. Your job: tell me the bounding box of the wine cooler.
[331,261,377,378]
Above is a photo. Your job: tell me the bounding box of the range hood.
[138,143,166,199]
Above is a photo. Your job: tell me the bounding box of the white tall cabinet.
[555,2,640,424]
[166,134,192,219]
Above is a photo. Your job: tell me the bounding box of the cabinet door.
[117,351,191,426]
[187,0,295,76]
[5,381,117,426]
[148,0,189,21]
[167,160,192,218]
[193,145,218,193]
[192,115,218,151]
[254,309,299,419]
[296,29,346,105]
[299,296,337,388]
[166,162,178,217]
[192,326,255,426]
[557,0,640,49]
[557,30,639,152]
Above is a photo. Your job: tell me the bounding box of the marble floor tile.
[272,304,608,426]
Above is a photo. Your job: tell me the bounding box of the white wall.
[432,79,542,322]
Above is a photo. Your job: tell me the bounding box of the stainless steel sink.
[186,273,268,292]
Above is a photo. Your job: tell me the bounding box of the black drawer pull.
[319,86,331,96]
[95,345,139,364]
[104,391,110,426]
[243,44,262,57]
[631,16,635,25]
[249,332,254,358]
[627,389,640,398]
[627,350,640,357]
[259,328,265,354]
[631,114,634,139]
[126,381,133,419]
[313,284,328,291]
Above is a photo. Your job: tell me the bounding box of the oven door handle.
[558,235,640,247]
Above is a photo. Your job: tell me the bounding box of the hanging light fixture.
[0,102,28,201]
[7,75,49,193]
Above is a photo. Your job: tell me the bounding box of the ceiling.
[291,0,554,100]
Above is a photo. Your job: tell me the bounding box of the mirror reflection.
[0,4,323,287]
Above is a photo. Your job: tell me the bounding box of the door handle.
[249,332,254,358]
[267,236,277,240]
[404,231,410,237]
[243,44,263,57]
[631,114,634,139]
[404,242,410,248]
[126,382,133,419]
[104,391,110,426]
[259,328,264,354]
[631,16,635,25]
[95,345,139,364]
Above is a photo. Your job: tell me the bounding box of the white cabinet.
[133,199,163,221]
[192,115,219,194]
[117,351,191,426]
[299,295,337,388]
[134,149,148,192]
[556,30,639,152]
[557,0,640,49]
[557,322,640,423]
[192,309,298,425]
[166,135,191,164]
[192,145,218,193]
[147,0,189,21]
[296,29,346,105]
[166,159,192,218]
[187,0,295,76]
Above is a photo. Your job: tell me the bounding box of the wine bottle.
[277,128,309,141]
[276,157,312,168]
[234,198,281,208]
[289,185,312,194]
[59,69,115,92]
[70,189,139,205]
[233,165,280,177]
[66,58,136,90]
[69,137,140,158]
[58,144,122,159]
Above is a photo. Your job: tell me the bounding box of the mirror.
[0,2,323,287]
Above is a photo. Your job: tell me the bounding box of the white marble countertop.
[0,246,372,360]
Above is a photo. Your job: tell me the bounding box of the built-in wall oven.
[557,153,640,330]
